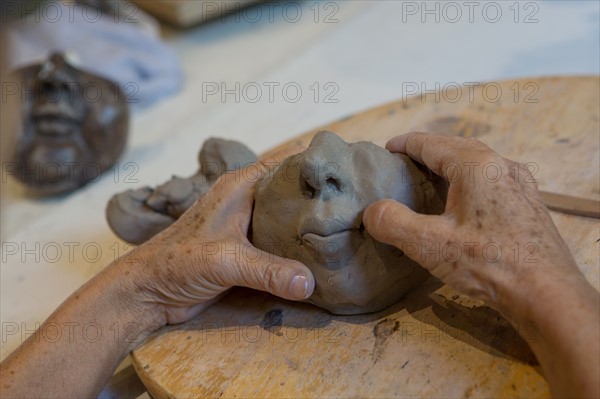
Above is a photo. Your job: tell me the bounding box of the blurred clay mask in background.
[252,132,447,315]
[12,52,129,195]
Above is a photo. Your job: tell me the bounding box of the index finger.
[386,132,490,180]
[208,144,305,198]
[200,144,306,212]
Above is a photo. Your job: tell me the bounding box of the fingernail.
[290,275,309,299]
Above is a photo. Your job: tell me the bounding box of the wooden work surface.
[131,77,600,398]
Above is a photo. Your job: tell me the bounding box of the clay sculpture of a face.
[252,131,447,315]
[13,52,128,195]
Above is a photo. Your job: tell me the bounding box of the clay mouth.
[33,102,82,123]
[300,229,364,269]
[33,115,80,136]
[301,229,361,248]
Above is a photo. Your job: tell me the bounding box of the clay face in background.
[106,138,257,244]
[252,131,447,315]
[12,52,129,195]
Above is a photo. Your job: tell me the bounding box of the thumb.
[216,246,315,301]
[363,199,451,266]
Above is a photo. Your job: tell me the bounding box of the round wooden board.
[132,76,600,398]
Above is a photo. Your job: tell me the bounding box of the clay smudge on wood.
[372,318,400,363]
[260,309,284,336]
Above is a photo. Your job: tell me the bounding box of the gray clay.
[107,132,446,315]
[13,52,129,195]
[106,138,257,244]
[252,131,447,315]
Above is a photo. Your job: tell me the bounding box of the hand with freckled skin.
[126,148,316,325]
[363,132,599,398]
[0,149,315,398]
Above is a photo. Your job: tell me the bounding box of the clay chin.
[12,52,129,195]
[252,131,448,315]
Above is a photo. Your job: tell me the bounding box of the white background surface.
[1,0,599,395]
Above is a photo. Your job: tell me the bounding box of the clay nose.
[34,55,79,108]
[299,132,347,200]
[37,53,77,85]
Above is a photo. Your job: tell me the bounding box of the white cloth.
[6,0,183,108]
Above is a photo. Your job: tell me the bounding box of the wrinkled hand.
[116,149,315,326]
[363,132,582,317]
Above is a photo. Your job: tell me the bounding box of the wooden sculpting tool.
[540,191,600,219]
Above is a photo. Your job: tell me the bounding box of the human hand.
[0,148,315,399]
[112,148,315,329]
[363,132,585,319]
